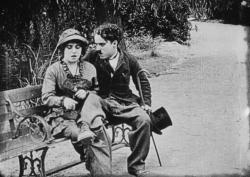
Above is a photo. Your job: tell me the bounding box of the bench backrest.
[0,85,48,161]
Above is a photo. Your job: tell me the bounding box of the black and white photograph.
[1,0,250,177]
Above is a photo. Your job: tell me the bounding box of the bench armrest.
[15,114,51,143]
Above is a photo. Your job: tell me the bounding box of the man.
[85,23,152,177]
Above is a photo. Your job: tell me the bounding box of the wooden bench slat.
[0,131,70,159]
[0,145,33,162]
[0,105,8,114]
[0,137,71,162]
[0,105,49,122]
[0,95,9,106]
[0,134,40,154]
[0,120,11,134]
[0,127,31,143]
[0,85,42,104]
[0,116,35,135]
[0,112,12,122]
[0,131,13,142]
[0,142,48,162]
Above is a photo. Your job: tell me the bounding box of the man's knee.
[136,112,151,128]
[86,93,102,104]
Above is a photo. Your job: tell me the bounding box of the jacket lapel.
[115,51,125,72]
[99,58,112,75]
[97,50,126,76]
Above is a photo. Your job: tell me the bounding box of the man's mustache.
[96,50,102,54]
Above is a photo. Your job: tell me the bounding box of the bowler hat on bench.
[150,107,172,135]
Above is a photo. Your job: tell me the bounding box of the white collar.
[109,50,119,60]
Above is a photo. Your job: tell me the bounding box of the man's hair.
[94,23,123,43]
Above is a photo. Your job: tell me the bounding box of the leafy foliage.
[188,0,242,24]
[0,0,191,90]
[0,0,97,90]
[120,0,191,43]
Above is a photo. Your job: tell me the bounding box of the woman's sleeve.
[42,65,64,107]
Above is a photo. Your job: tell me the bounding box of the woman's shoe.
[77,121,96,144]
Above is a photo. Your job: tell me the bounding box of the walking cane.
[136,69,162,167]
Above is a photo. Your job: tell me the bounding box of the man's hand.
[63,97,78,110]
[74,89,88,100]
[141,104,152,113]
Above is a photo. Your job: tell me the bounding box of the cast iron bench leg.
[112,124,131,146]
[18,147,48,177]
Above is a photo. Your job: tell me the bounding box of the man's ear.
[112,40,118,47]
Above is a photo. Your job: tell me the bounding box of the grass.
[126,35,179,77]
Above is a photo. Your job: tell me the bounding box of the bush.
[0,0,97,90]
[0,0,192,90]
[125,34,163,59]
[0,39,49,90]
[120,0,191,43]
[125,34,156,51]
[239,0,250,26]
[188,0,242,24]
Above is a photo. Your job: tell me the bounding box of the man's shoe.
[77,122,96,144]
[128,169,149,177]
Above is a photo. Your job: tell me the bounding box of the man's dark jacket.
[84,49,151,106]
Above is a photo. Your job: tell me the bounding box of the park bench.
[0,85,131,177]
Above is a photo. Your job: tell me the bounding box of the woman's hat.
[150,107,173,135]
[57,28,88,48]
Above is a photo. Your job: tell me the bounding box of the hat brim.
[58,35,88,48]
[152,126,162,135]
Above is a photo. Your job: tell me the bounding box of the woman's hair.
[94,23,123,43]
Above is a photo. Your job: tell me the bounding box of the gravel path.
[147,21,249,176]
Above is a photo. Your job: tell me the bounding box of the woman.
[42,28,111,177]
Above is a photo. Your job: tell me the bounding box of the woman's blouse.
[42,60,97,107]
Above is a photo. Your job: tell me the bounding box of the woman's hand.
[74,89,88,100]
[63,97,78,110]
